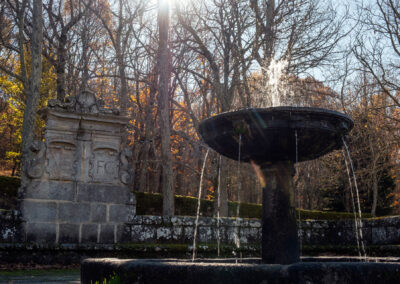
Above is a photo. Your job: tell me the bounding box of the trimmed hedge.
[0,176,20,196]
[134,191,372,220]
[134,191,215,217]
[0,176,20,210]
[0,176,376,220]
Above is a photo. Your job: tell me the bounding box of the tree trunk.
[116,0,128,114]
[56,33,67,101]
[20,0,43,187]
[158,1,174,216]
[138,86,156,193]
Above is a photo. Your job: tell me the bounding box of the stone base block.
[81,258,400,284]
[26,223,57,243]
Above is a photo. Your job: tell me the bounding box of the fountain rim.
[199,106,354,128]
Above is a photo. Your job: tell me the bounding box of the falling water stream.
[192,148,210,261]
[234,134,243,263]
[295,130,303,257]
[217,155,222,257]
[342,137,367,260]
[342,149,362,258]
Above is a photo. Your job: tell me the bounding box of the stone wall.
[21,185,136,244]
[122,216,400,246]
[0,210,23,243]
[126,216,261,244]
[2,212,400,246]
[19,90,135,244]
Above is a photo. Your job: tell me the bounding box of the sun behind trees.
[0,0,399,216]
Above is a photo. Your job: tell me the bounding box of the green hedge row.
[0,176,20,196]
[0,176,21,210]
[0,176,374,219]
[134,191,372,220]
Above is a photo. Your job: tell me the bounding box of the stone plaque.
[46,142,76,180]
[89,148,119,183]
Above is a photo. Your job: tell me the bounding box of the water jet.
[81,107,400,283]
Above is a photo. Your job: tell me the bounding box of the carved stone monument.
[20,90,135,244]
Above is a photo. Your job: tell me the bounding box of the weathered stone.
[89,148,119,184]
[156,227,172,241]
[0,212,23,242]
[198,217,215,226]
[217,226,227,243]
[130,215,143,225]
[90,203,107,222]
[21,94,135,244]
[109,204,130,223]
[59,223,79,243]
[386,226,400,244]
[77,184,129,204]
[171,217,184,226]
[116,224,131,243]
[172,226,183,241]
[26,141,46,179]
[46,140,77,180]
[362,226,372,245]
[162,216,172,226]
[126,205,136,222]
[142,216,162,225]
[127,192,136,205]
[81,224,99,243]
[181,217,195,226]
[81,259,400,284]
[58,202,90,223]
[21,201,57,222]
[183,227,194,242]
[248,220,261,228]
[241,228,257,243]
[26,223,56,243]
[372,227,387,245]
[100,224,115,244]
[140,226,156,242]
[198,226,214,242]
[226,227,239,244]
[131,225,143,242]
[24,180,75,201]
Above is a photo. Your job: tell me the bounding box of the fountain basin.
[198,107,353,163]
[198,107,354,264]
[81,258,400,284]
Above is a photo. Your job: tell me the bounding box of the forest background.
[1,0,400,217]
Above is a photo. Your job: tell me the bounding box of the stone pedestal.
[261,161,299,264]
[20,90,135,244]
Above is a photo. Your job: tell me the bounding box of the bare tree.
[158,0,174,216]
[353,0,400,108]
[20,0,43,186]
[42,0,86,101]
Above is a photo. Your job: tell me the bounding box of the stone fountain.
[198,106,354,264]
[81,107,400,283]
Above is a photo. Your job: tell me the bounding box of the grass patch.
[0,268,79,276]
[92,273,121,284]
